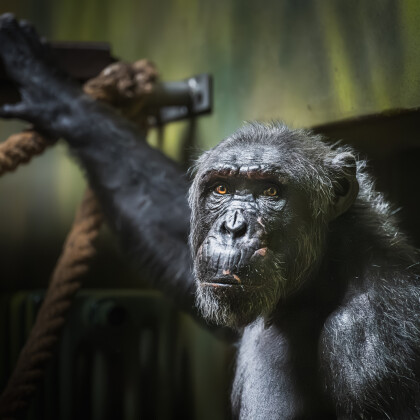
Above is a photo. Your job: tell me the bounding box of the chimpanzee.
[0,14,419,419]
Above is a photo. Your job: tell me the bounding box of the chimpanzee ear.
[329,152,359,220]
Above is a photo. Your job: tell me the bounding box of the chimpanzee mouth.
[196,242,271,288]
[201,270,243,286]
[200,280,263,290]
[200,268,268,289]
[199,241,267,268]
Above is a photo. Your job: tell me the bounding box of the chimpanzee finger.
[0,102,30,119]
[0,13,26,43]
[0,14,32,61]
[19,19,42,48]
[0,13,56,86]
[19,18,55,65]
[0,13,18,28]
[19,19,37,36]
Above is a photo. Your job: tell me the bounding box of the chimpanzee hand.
[0,13,82,131]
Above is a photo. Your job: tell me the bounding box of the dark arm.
[0,14,196,311]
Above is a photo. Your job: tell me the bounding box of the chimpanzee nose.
[222,210,247,238]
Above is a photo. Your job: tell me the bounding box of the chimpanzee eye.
[263,186,279,197]
[215,184,228,195]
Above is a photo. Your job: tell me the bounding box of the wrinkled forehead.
[196,140,318,189]
[195,143,295,186]
[207,142,285,170]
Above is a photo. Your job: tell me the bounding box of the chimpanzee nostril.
[220,221,229,235]
[232,222,247,237]
[222,210,248,238]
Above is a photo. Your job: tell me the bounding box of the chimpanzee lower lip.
[201,282,237,288]
[200,282,263,290]
[202,275,240,285]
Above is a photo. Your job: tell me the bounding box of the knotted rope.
[0,59,158,419]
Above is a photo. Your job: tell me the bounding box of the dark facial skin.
[199,167,286,283]
[192,144,315,328]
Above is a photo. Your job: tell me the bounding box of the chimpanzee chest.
[232,318,334,420]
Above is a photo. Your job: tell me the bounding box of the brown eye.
[263,186,279,197]
[215,184,228,195]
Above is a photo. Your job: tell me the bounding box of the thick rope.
[0,189,102,419]
[0,59,157,419]
[0,130,52,176]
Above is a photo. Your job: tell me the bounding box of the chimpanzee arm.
[0,14,196,311]
[70,104,195,310]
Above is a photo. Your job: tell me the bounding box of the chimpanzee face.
[190,143,319,327]
[189,123,358,328]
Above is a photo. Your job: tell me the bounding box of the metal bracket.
[145,74,213,125]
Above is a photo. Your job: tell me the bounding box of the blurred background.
[0,0,420,419]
